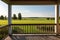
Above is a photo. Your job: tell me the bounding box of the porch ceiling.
[1,0,60,5]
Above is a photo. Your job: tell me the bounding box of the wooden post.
[8,5,12,35]
[55,4,59,35]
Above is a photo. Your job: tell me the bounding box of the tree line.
[0,13,22,20]
[0,15,7,20]
[12,13,22,20]
[47,18,55,20]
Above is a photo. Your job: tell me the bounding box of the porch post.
[55,4,59,34]
[8,5,12,35]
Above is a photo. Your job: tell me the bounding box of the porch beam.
[8,5,12,35]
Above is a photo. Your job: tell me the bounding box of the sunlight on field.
[0,20,8,26]
[0,19,55,26]
[12,20,55,24]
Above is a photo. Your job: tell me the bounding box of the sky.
[0,0,60,17]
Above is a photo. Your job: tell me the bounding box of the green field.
[0,18,57,39]
[0,19,55,34]
[0,19,55,26]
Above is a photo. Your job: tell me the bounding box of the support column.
[55,4,59,34]
[8,5,12,35]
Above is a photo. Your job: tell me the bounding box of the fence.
[0,25,8,40]
[12,24,56,34]
[0,24,57,40]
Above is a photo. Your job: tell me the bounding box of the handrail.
[0,23,57,28]
[0,24,59,40]
[0,25,9,29]
[11,23,56,25]
[0,25,9,40]
[0,24,59,28]
[0,24,60,27]
[11,24,56,34]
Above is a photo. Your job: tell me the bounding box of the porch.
[0,24,60,40]
[4,35,60,40]
[1,0,60,40]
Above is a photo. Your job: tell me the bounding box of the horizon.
[0,14,55,18]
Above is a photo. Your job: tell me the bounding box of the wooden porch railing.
[0,24,58,40]
[11,24,56,34]
[0,25,9,40]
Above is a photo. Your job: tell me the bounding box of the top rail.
[0,25,9,29]
[11,24,57,25]
[0,25,9,40]
[0,23,58,29]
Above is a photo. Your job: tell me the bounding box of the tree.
[18,13,22,20]
[4,16,7,20]
[0,15,4,20]
[47,18,49,20]
[59,17,60,19]
[12,14,17,20]
[52,18,55,20]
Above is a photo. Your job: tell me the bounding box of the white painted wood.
[8,5,12,35]
[55,5,57,33]
[55,4,59,34]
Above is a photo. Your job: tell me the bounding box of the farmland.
[0,17,55,34]
[0,19,55,26]
[0,17,57,40]
[0,17,55,26]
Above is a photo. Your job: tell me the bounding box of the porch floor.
[4,35,60,40]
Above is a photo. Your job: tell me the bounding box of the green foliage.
[0,15,7,20]
[47,18,49,20]
[18,13,22,20]
[0,27,8,40]
[0,18,55,39]
[47,18,55,20]
[37,25,55,33]
[12,14,17,20]
[12,27,23,34]
[0,15,4,20]
[4,16,7,20]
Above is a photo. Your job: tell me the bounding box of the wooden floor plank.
[4,36,12,40]
[47,36,60,40]
[40,36,53,40]
[4,35,60,40]
[26,36,44,40]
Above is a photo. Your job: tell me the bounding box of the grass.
[0,19,56,39]
[12,19,55,34]
[0,19,55,26]
[0,19,55,33]
[0,20,8,26]
[12,25,55,34]
[12,20,55,24]
[0,20,53,26]
[12,25,39,34]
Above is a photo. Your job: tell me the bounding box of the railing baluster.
[31,25,32,34]
[49,26,51,32]
[23,25,26,34]
[25,25,26,33]
[30,25,32,34]
[26,25,28,33]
